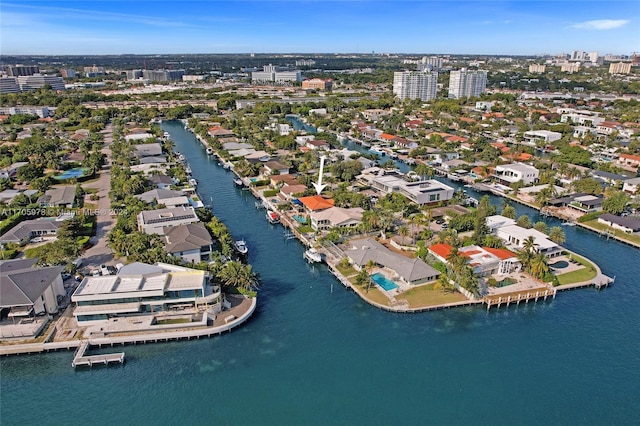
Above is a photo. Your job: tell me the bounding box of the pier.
[484,288,556,311]
[72,340,125,368]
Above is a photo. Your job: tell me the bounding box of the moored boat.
[188,178,198,187]
[266,210,280,224]
[233,240,248,255]
[206,147,214,155]
[303,248,323,263]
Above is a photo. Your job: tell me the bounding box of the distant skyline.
[2,1,639,56]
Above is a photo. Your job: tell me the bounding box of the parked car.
[61,272,72,280]
[435,218,445,225]
[31,237,44,243]
[91,269,101,277]
[100,264,110,275]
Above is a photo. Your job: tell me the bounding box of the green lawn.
[335,263,357,277]
[399,283,468,308]
[582,220,640,246]
[555,253,598,285]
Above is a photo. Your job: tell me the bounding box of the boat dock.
[72,340,125,368]
[484,288,556,311]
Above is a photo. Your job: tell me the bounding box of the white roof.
[499,225,558,250]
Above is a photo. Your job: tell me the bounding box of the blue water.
[2,121,639,425]
[370,272,399,291]
[54,167,87,180]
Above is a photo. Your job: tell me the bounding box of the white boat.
[188,178,198,187]
[369,146,385,155]
[234,178,245,187]
[206,147,214,155]
[303,248,323,263]
[266,210,280,224]
[233,240,248,255]
[561,221,576,227]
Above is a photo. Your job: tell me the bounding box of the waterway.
[2,121,638,425]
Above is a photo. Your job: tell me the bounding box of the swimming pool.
[370,272,399,291]
[54,167,88,180]
[550,260,569,269]
[292,215,307,224]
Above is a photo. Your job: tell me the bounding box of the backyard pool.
[370,272,399,291]
[292,215,307,224]
[54,167,88,180]
[550,260,569,269]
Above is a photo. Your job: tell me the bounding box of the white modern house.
[494,163,540,185]
[486,215,563,258]
[523,130,562,144]
[71,262,219,325]
[370,172,454,206]
[137,206,200,235]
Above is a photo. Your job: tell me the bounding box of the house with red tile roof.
[618,153,640,169]
[428,243,519,276]
[208,126,235,137]
[297,195,335,212]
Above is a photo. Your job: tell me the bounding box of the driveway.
[80,123,120,271]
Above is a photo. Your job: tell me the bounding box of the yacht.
[233,240,248,255]
[266,210,280,224]
[234,178,245,187]
[303,248,323,264]
[206,147,214,155]
[188,178,198,187]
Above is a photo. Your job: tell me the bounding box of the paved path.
[80,123,118,272]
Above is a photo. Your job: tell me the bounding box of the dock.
[484,288,556,311]
[72,340,125,368]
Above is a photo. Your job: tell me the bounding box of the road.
[80,123,119,272]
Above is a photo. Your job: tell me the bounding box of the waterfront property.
[71,262,219,326]
[429,243,520,276]
[366,170,454,206]
[493,163,540,185]
[309,207,363,231]
[137,206,200,235]
[162,222,213,263]
[0,259,65,339]
[345,238,440,286]
[486,215,563,258]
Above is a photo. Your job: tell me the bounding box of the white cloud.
[572,19,629,30]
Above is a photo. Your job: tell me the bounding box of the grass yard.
[399,283,468,308]
[582,220,640,246]
[555,252,598,285]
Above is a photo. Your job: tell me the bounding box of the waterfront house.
[134,143,163,158]
[486,215,563,258]
[548,193,603,214]
[428,243,520,277]
[148,174,175,190]
[135,189,189,208]
[0,258,65,321]
[346,238,440,285]
[124,133,155,142]
[208,126,235,138]
[162,222,213,263]
[310,207,363,231]
[597,214,640,233]
[37,186,76,208]
[263,160,290,176]
[297,195,335,212]
[493,163,539,185]
[280,184,308,200]
[137,206,200,235]
[71,262,219,326]
[370,172,454,206]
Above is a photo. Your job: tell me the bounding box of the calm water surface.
[2,121,638,425]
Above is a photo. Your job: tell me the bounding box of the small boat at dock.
[303,248,323,264]
[206,147,214,155]
[233,240,248,255]
[266,210,280,224]
[188,178,198,187]
[234,178,245,187]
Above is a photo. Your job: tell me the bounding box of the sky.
[1,1,639,56]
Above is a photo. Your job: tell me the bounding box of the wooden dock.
[484,288,556,311]
[72,340,125,368]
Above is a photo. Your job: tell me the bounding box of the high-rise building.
[417,56,443,71]
[60,69,76,78]
[5,65,40,77]
[0,77,21,94]
[17,75,65,91]
[126,70,143,80]
[251,64,301,84]
[609,62,632,75]
[448,69,487,99]
[529,64,546,74]
[295,59,316,67]
[561,62,581,73]
[83,66,105,77]
[142,69,185,82]
[393,71,439,101]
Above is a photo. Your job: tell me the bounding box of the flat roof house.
[523,130,562,144]
[494,163,539,185]
[71,262,217,325]
[371,172,454,206]
[137,206,199,235]
[486,215,562,258]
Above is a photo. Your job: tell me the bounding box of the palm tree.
[218,260,259,291]
[522,235,537,253]
[548,226,566,245]
[398,225,410,245]
[529,252,550,280]
[365,259,376,292]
